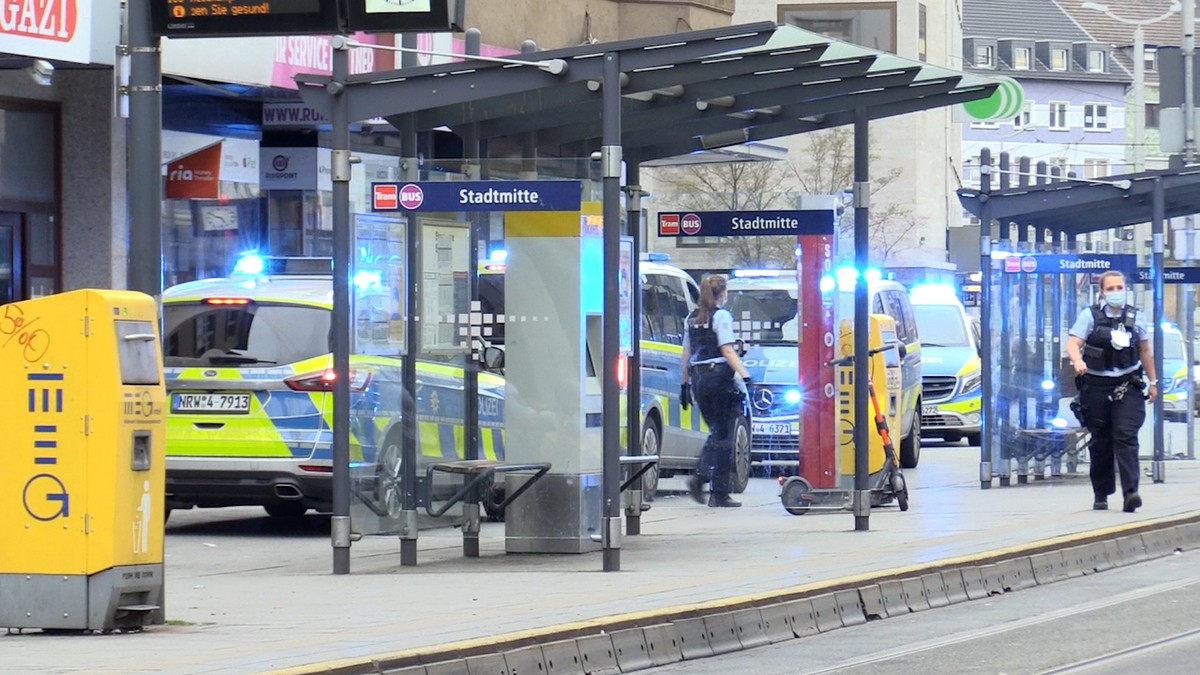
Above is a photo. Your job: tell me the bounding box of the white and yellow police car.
[162,255,504,518]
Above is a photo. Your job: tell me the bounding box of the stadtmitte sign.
[0,0,120,64]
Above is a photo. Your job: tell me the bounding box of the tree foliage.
[649,127,921,268]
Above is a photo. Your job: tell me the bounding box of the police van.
[727,270,925,471]
[162,255,506,519]
[477,257,752,498]
[909,284,982,445]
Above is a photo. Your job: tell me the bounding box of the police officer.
[680,274,752,508]
[1065,270,1156,513]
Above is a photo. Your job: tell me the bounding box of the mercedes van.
[910,284,982,446]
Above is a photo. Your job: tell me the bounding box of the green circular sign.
[963,77,1024,121]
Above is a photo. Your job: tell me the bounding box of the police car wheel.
[730,416,752,494]
[899,414,921,469]
[966,432,981,447]
[640,419,661,501]
[264,502,308,518]
[377,430,406,520]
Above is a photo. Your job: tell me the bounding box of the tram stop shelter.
[959,157,1200,491]
[295,21,1005,572]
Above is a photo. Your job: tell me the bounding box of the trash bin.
[0,290,166,631]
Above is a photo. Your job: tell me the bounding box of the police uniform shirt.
[683,307,736,364]
[1068,305,1149,378]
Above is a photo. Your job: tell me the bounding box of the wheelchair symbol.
[23,473,70,521]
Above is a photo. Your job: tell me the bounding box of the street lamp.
[1081,1,1181,172]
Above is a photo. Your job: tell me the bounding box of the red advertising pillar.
[797,235,838,488]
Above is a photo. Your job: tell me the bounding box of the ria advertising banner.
[656,210,836,238]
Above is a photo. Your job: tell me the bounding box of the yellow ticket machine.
[0,290,166,631]
[836,314,903,488]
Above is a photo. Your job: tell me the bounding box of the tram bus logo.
[399,184,425,210]
[659,213,680,235]
[680,213,702,235]
[1020,256,1038,273]
[372,184,399,210]
[1004,256,1021,273]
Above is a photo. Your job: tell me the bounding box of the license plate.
[172,393,252,414]
[753,422,798,436]
[922,405,939,416]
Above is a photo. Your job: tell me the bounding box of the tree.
[648,160,799,268]
[786,127,917,267]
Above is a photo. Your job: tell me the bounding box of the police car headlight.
[959,372,982,395]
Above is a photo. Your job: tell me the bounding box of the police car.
[910,284,982,445]
[162,255,505,519]
[1157,324,1190,423]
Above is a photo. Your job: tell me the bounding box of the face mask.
[1104,290,1126,307]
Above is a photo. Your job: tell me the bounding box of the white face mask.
[1104,290,1126,307]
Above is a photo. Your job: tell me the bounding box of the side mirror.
[895,342,908,360]
[483,345,505,371]
[735,338,747,357]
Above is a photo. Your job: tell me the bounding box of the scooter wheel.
[891,473,909,512]
[781,476,813,516]
[897,489,909,512]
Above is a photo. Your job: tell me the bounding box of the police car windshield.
[725,289,798,344]
[1156,330,1186,361]
[912,305,970,348]
[163,303,331,367]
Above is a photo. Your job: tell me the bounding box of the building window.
[1013,47,1031,70]
[1146,102,1161,129]
[1014,100,1034,130]
[975,45,994,68]
[1048,101,1068,130]
[1144,47,1158,73]
[1083,103,1109,131]
[1084,158,1110,179]
[1051,48,1069,71]
[1088,50,1106,73]
[1049,157,1069,177]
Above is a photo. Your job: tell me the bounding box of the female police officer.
[1065,270,1156,513]
[680,274,752,508]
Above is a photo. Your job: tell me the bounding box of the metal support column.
[1152,178,1167,483]
[127,0,162,297]
[601,51,624,571]
[978,147,994,489]
[852,109,871,530]
[399,111,421,567]
[996,153,1013,486]
[461,130,482,558]
[329,37,353,575]
[625,157,646,536]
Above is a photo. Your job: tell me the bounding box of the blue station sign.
[371,180,582,212]
[656,210,836,238]
[1135,267,1200,284]
[1000,254,1137,275]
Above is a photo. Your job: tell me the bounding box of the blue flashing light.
[834,265,858,290]
[819,274,836,294]
[354,270,382,289]
[1041,378,1056,391]
[489,249,508,263]
[911,283,960,303]
[644,252,671,262]
[1051,417,1068,428]
[784,388,801,404]
[1161,321,1176,331]
[864,268,883,284]
[233,253,265,276]
[733,269,785,278]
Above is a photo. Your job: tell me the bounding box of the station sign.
[370,180,583,212]
[1135,267,1200,284]
[1000,254,1137,275]
[656,210,836,238]
[151,0,463,39]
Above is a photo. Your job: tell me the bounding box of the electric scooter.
[779,343,910,515]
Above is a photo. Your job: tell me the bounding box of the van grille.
[922,375,957,403]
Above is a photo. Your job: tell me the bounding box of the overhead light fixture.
[25,59,53,86]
